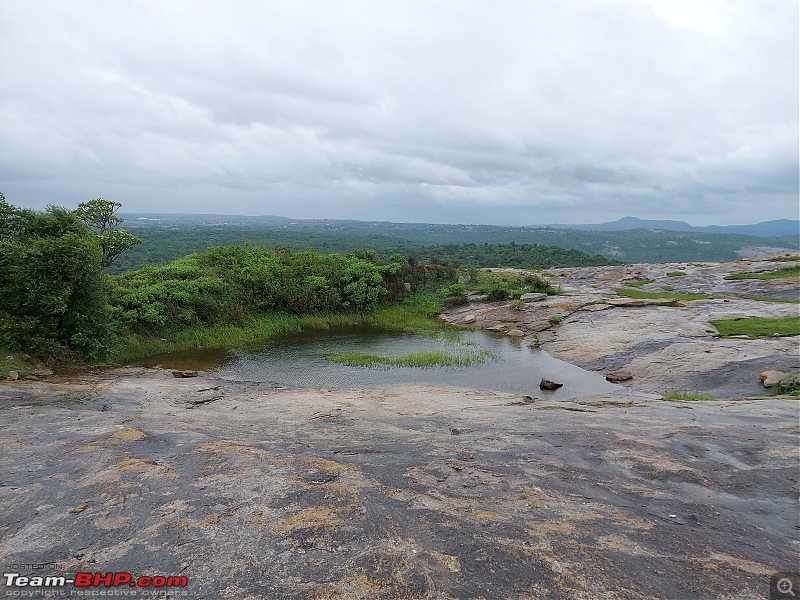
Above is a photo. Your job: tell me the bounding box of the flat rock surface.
[441,257,800,398]
[1,369,798,599]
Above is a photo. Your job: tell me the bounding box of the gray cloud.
[0,0,796,225]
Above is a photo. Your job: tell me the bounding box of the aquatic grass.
[614,288,712,301]
[327,349,498,369]
[723,265,800,280]
[709,316,800,338]
[665,271,686,277]
[663,391,716,401]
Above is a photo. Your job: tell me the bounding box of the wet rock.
[463,314,477,324]
[179,387,224,407]
[759,370,790,388]
[606,369,633,383]
[486,325,506,332]
[539,378,563,390]
[507,329,525,337]
[6,371,19,381]
[519,293,547,303]
[172,370,198,378]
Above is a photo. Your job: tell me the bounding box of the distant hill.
[549,216,799,237]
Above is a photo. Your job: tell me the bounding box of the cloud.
[0,0,796,225]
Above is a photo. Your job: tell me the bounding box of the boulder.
[463,314,477,324]
[172,370,199,378]
[6,371,19,381]
[33,367,53,377]
[605,370,633,383]
[539,378,563,390]
[457,275,471,284]
[519,293,547,303]
[507,329,525,337]
[759,370,790,388]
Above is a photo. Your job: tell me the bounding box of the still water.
[140,328,620,399]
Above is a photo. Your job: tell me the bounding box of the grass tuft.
[614,288,712,301]
[663,391,716,401]
[328,349,497,369]
[666,271,686,277]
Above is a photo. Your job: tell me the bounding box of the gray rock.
[6,371,19,381]
[33,368,54,377]
[172,370,199,378]
[759,370,790,388]
[457,275,471,284]
[519,293,547,303]
[486,325,506,332]
[605,370,633,383]
[507,329,525,337]
[180,387,224,407]
[539,378,564,390]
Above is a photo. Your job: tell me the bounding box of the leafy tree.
[0,202,112,360]
[74,198,141,267]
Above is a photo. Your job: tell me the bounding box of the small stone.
[486,325,506,332]
[68,504,88,514]
[6,371,19,381]
[172,370,198,378]
[759,370,789,388]
[507,329,525,337]
[463,314,477,324]
[539,378,563,390]
[605,370,633,383]
[519,293,547,303]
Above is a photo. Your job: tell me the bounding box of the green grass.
[0,348,38,379]
[327,349,497,369]
[466,270,558,298]
[709,316,800,338]
[548,315,564,324]
[775,379,800,398]
[107,293,448,365]
[724,265,800,280]
[663,391,716,401]
[666,271,686,277]
[614,288,712,301]
[743,296,800,304]
[624,279,654,287]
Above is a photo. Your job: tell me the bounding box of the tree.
[74,198,141,267]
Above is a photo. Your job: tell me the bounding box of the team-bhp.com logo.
[4,572,187,590]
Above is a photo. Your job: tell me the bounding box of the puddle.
[139,328,621,399]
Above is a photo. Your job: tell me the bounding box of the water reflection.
[139,327,619,399]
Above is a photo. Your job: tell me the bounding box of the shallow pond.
[140,327,621,399]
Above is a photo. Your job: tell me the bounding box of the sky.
[0,0,797,226]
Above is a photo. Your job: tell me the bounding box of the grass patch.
[724,265,800,280]
[663,391,716,401]
[624,279,654,287]
[775,379,800,398]
[614,288,712,301]
[709,316,800,338]
[465,270,558,299]
[666,271,686,277]
[0,349,38,379]
[328,349,497,369]
[743,296,800,304]
[548,315,564,324]
[107,293,448,365]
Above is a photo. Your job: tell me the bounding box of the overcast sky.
[1,0,797,226]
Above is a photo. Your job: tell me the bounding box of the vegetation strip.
[327,349,498,369]
[614,288,712,301]
[723,265,800,280]
[709,316,800,338]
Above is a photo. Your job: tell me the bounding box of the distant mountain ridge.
[548,216,799,237]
